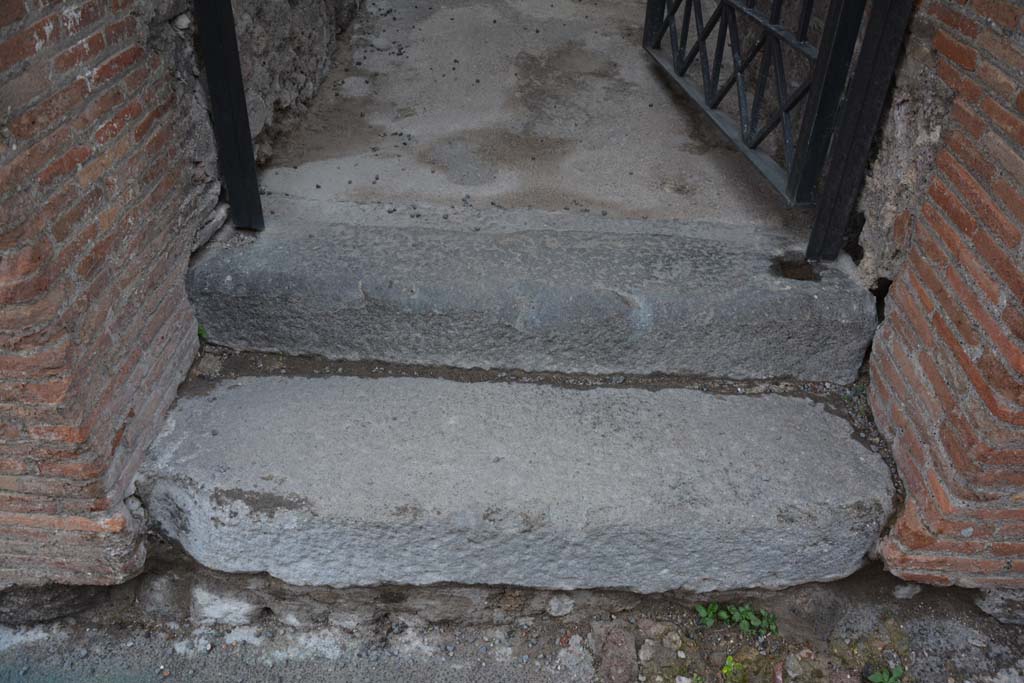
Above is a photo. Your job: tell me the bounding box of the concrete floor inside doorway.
[261,0,810,228]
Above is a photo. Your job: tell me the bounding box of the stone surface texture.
[976,590,1024,626]
[138,375,895,592]
[233,0,361,162]
[854,21,951,286]
[190,197,877,383]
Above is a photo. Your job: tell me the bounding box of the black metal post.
[643,0,668,48]
[194,0,265,231]
[785,0,866,204]
[805,0,915,260]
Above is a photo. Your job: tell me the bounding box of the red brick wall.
[871,0,1024,587]
[0,1,205,587]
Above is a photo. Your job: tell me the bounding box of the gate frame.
[194,0,265,231]
[644,0,915,261]
[195,0,914,258]
[805,0,916,261]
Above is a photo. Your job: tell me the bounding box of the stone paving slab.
[190,197,877,383]
[139,374,894,592]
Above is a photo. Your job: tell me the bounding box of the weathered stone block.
[139,375,895,592]
[190,197,878,383]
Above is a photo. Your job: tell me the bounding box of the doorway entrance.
[197,0,911,261]
[261,0,807,232]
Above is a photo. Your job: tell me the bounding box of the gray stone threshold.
[137,373,895,593]
[189,195,877,384]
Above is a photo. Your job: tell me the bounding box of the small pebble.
[893,583,922,600]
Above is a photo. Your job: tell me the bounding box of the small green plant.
[694,602,778,637]
[695,602,721,627]
[197,324,208,341]
[731,604,778,637]
[867,666,905,683]
[721,655,741,677]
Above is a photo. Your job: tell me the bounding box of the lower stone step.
[138,374,894,593]
[188,196,877,384]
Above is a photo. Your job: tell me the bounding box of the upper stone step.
[189,195,877,383]
[138,374,894,593]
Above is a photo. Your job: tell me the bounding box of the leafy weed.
[694,602,778,637]
[868,666,905,683]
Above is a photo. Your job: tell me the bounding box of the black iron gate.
[643,0,913,260]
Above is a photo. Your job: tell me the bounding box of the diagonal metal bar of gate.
[642,0,866,209]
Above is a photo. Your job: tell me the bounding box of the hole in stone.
[871,277,893,323]
[843,211,867,263]
[771,253,821,282]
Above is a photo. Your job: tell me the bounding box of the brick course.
[0,0,344,588]
[872,0,1024,587]
[0,0,206,587]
